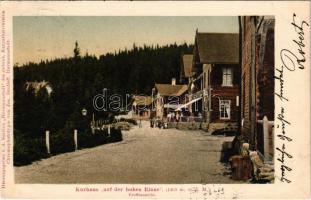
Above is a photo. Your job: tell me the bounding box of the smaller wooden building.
[131,95,153,120]
[152,79,188,120]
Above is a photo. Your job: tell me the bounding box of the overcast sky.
[13,16,238,65]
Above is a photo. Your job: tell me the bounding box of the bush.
[109,128,123,142]
[120,118,137,125]
[78,129,108,148]
[50,129,75,154]
[14,133,48,166]
[114,122,131,130]
[167,122,177,129]
[14,127,123,166]
[177,122,200,130]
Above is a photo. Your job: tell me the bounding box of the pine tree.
[73,41,81,60]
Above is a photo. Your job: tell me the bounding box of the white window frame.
[219,100,231,119]
[222,67,233,86]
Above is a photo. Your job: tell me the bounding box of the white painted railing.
[257,116,274,161]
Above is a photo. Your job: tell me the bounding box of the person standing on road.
[176,111,180,122]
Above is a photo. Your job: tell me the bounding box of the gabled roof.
[195,32,239,64]
[155,84,188,97]
[133,95,153,106]
[182,54,194,78]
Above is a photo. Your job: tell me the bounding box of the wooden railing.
[191,89,207,99]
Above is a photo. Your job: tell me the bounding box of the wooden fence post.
[263,116,269,160]
[74,129,78,150]
[108,125,111,136]
[45,130,50,154]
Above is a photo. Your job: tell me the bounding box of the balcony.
[191,89,207,99]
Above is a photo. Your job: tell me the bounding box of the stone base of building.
[166,122,209,131]
[208,122,238,133]
[208,123,227,133]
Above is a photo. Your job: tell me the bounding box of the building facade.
[191,31,240,131]
[131,95,153,120]
[240,16,275,157]
[152,79,188,121]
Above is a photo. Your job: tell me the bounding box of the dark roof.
[155,84,188,97]
[182,54,194,78]
[195,32,239,64]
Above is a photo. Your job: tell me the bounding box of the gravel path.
[15,121,237,184]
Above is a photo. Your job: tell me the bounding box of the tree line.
[13,42,193,165]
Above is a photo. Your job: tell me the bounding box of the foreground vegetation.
[14,128,122,166]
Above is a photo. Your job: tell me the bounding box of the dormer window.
[222,67,233,86]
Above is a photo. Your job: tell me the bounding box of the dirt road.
[15,121,237,183]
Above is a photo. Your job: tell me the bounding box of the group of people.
[149,111,182,129]
[149,110,204,128]
[166,111,182,122]
[150,117,166,129]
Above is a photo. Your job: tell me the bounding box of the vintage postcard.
[0,1,310,199]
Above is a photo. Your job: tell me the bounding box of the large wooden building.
[239,16,275,158]
[190,31,240,131]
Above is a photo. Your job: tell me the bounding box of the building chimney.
[171,78,176,86]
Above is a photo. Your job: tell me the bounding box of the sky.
[13,16,238,65]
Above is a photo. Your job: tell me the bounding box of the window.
[220,100,231,119]
[222,67,233,86]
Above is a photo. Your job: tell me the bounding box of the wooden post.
[108,125,111,136]
[271,126,274,159]
[45,130,50,154]
[250,17,257,150]
[263,116,269,160]
[74,129,78,150]
[92,113,96,134]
